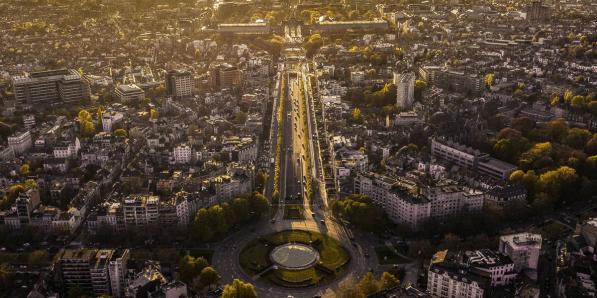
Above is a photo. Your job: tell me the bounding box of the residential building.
[211,64,242,90]
[419,66,483,95]
[464,249,516,287]
[57,249,97,295]
[108,249,130,298]
[122,195,160,227]
[173,143,192,164]
[427,250,487,298]
[527,0,551,23]
[8,130,32,155]
[217,22,272,34]
[499,233,542,273]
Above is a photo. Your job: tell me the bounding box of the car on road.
[312,213,316,217]
[270,219,276,223]
[320,219,325,224]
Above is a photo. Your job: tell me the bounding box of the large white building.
[499,233,542,273]
[354,172,484,228]
[393,71,415,109]
[173,144,192,164]
[115,84,145,102]
[8,130,32,155]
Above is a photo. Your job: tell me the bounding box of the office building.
[115,84,145,102]
[464,249,516,287]
[431,138,518,180]
[12,69,90,110]
[210,64,242,90]
[57,249,97,295]
[393,71,415,109]
[166,70,194,98]
[418,66,484,95]
[108,249,130,298]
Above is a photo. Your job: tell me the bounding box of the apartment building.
[418,66,483,95]
[427,251,487,298]
[173,143,192,164]
[122,195,159,227]
[8,130,32,155]
[166,69,194,98]
[464,249,517,287]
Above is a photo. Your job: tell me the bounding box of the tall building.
[57,249,97,295]
[108,249,129,298]
[393,71,415,109]
[15,188,41,225]
[527,1,551,23]
[12,69,90,110]
[210,64,242,90]
[499,233,542,273]
[166,70,194,98]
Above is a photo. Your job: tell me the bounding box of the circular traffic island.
[239,230,350,287]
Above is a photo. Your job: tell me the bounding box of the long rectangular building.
[12,69,90,110]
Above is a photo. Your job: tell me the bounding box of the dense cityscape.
[0,0,595,297]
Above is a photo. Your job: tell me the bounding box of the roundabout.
[239,230,350,288]
[270,243,320,270]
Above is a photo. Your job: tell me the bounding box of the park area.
[239,230,350,287]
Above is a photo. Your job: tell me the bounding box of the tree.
[379,272,400,289]
[563,89,574,104]
[113,128,127,138]
[178,255,209,284]
[336,277,366,298]
[249,192,270,216]
[509,170,525,183]
[150,108,158,120]
[564,128,591,149]
[440,233,461,250]
[27,250,48,265]
[199,266,219,289]
[484,73,494,88]
[358,272,380,295]
[96,107,104,129]
[221,279,257,298]
[81,120,95,137]
[67,286,89,298]
[570,95,586,109]
[20,164,30,176]
[352,108,362,121]
[193,208,214,241]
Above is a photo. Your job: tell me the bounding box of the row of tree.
[178,255,219,290]
[191,192,270,242]
[331,194,388,231]
[335,271,400,298]
[343,83,396,108]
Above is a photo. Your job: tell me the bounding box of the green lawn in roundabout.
[239,230,350,287]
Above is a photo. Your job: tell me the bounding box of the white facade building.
[393,71,415,109]
[499,233,542,273]
[8,130,32,155]
[173,144,192,164]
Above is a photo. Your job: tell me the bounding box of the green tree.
[358,272,380,295]
[484,73,494,88]
[27,250,48,265]
[81,120,96,137]
[199,266,219,289]
[571,95,586,109]
[20,164,30,176]
[379,271,400,289]
[563,89,574,104]
[193,208,214,241]
[221,279,257,298]
[232,198,250,223]
[249,192,270,216]
[150,108,158,120]
[113,128,127,138]
[352,108,362,121]
[178,255,209,284]
[564,128,591,149]
[208,205,229,236]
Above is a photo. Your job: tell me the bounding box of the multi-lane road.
[213,58,371,297]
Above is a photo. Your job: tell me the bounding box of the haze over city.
[0,0,595,297]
